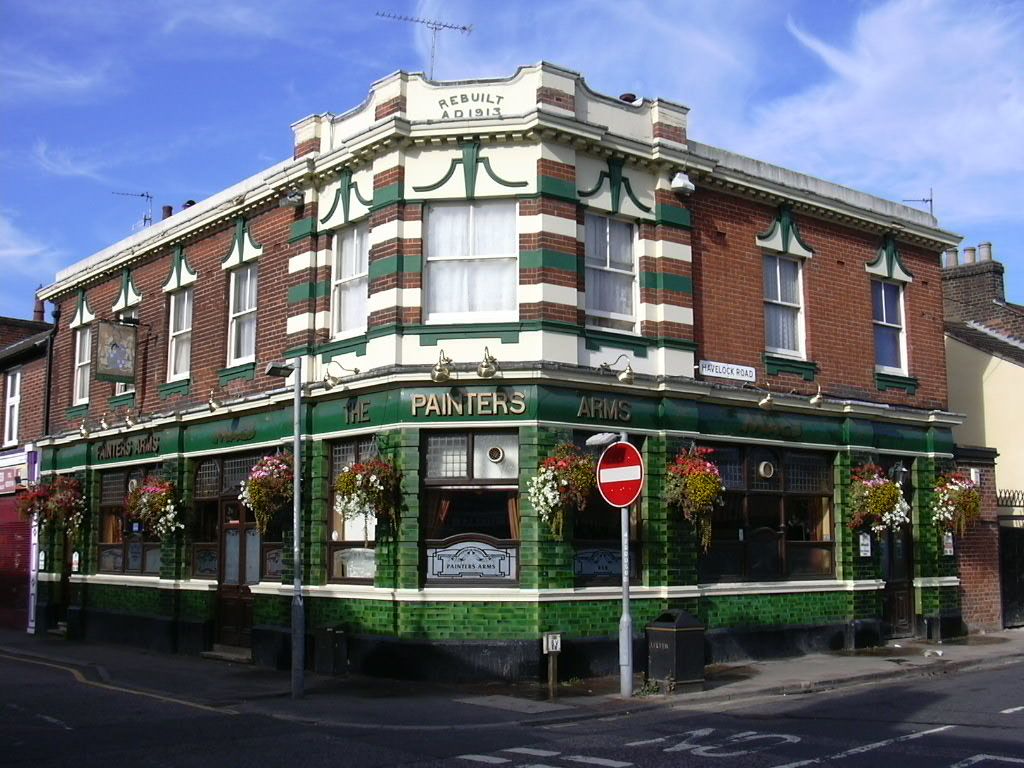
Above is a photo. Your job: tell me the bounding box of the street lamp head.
[585,432,619,447]
[265,361,296,379]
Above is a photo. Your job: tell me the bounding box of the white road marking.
[37,714,72,731]
[625,736,666,746]
[456,756,510,765]
[599,466,642,483]
[948,756,1024,767]
[563,756,633,767]
[770,725,956,768]
[502,747,561,757]
[1000,706,1024,714]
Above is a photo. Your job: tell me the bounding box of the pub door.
[880,523,915,637]
[217,499,260,647]
[1000,524,1024,628]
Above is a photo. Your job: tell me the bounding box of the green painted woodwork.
[320,168,372,225]
[583,328,650,356]
[412,141,528,199]
[651,336,698,352]
[371,183,403,211]
[867,234,914,281]
[217,362,256,386]
[222,218,262,265]
[654,204,692,229]
[90,425,180,467]
[414,325,523,345]
[183,406,294,454]
[695,401,845,447]
[578,158,651,215]
[367,254,422,281]
[163,246,197,292]
[757,205,814,256]
[317,334,368,360]
[66,405,88,421]
[876,372,919,395]
[537,175,578,202]
[519,249,579,273]
[107,392,136,409]
[640,271,692,294]
[764,354,820,381]
[287,280,330,305]
[159,379,191,399]
[289,218,317,243]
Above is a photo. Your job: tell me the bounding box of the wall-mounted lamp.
[758,382,774,410]
[79,421,90,437]
[809,384,823,407]
[124,409,136,427]
[599,353,634,384]
[430,349,453,383]
[99,413,110,431]
[323,360,361,390]
[476,346,498,379]
[208,390,221,412]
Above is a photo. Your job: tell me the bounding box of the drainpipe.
[42,304,61,437]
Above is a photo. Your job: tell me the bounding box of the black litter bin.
[314,627,347,676]
[646,610,704,687]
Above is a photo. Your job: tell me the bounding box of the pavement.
[3,625,1024,729]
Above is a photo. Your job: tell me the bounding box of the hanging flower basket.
[334,457,400,540]
[47,476,87,543]
[17,483,51,525]
[930,472,981,536]
[239,453,293,535]
[527,443,596,541]
[665,446,725,552]
[848,464,911,534]
[125,476,183,539]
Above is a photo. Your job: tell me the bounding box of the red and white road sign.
[596,441,645,509]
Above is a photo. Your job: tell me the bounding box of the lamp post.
[265,358,304,699]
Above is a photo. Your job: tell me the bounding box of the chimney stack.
[162,205,173,220]
[978,242,992,262]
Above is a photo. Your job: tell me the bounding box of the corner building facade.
[35,64,968,680]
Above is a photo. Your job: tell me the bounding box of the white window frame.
[74,326,92,405]
[584,212,638,332]
[4,368,21,447]
[872,279,908,375]
[331,222,369,339]
[113,308,138,395]
[227,263,258,366]
[167,287,193,382]
[423,200,519,325]
[762,252,806,359]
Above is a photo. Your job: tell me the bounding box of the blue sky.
[1,0,1022,320]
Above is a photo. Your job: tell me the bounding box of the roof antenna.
[111,191,154,230]
[902,187,933,216]
[376,10,472,79]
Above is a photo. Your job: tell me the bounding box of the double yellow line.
[0,652,238,715]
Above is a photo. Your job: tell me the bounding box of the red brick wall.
[0,320,48,350]
[0,355,47,445]
[48,202,308,434]
[957,461,1002,630]
[691,188,948,409]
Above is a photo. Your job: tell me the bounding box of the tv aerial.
[112,191,153,230]
[376,10,472,79]
[902,187,934,216]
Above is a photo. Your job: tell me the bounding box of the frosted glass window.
[245,528,261,585]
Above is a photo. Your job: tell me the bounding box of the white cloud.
[0,47,110,103]
[32,140,112,183]
[0,211,65,316]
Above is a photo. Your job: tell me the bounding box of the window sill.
[763,353,819,381]
[66,404,89,420]
[159,379,191,399]
[875,371,918,395]
[218,362,256,386]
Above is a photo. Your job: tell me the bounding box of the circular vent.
[127,478,140,493]
[487,446,505,463]
[758,461,776,479]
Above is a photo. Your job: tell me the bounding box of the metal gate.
[1000,524,1024,628]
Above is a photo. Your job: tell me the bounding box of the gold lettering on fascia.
[213,428,257,445]
[436,92,504,120]
[576,396,632,423]
[97,433,161,460]
[410,391,527,417]
[345,400,371,425]
[736,412,802,440]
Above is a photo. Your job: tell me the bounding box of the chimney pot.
[161,205,173,220]
[33,294,44,323]
[182,200,196,209]
[619,92,637,103]
[978,242,993,262]
[963,246,976,264]
[943,247,958,268]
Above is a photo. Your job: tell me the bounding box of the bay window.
[585,213,636,331]
[763,253,804,356]
[167,287,192,381]
[228,264,257,364]
[332,222,369,337]
[699,446,835,582]
[872,280,906,373]
[423,201,518,323]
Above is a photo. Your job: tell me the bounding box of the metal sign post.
[543,632,561,699]
[596,434,645,698]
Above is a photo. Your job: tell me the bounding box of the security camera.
[671,172,695,195]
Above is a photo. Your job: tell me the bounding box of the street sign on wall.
[596,441,645,509]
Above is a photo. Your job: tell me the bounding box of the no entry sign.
[596,441,645,509]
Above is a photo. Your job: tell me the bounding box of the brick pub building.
[32,63,976,679]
